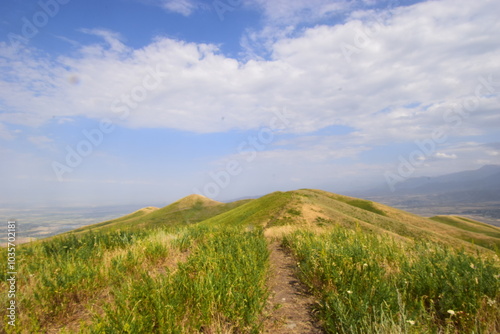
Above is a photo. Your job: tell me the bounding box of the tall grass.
[90,226,269,333]
[1,223,269,333]
[283,226,500,333]
[0,228,171,333]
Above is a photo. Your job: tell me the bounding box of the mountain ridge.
[56,188,500,254]
[373,165,500,198]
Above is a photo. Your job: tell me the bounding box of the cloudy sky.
[0,0,499,207]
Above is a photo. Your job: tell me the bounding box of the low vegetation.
[283,226,500,333]
[1,189,499,333]
[90,226,269,333]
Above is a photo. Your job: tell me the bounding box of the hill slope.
[3,189,499,333]
[197,189,500,253]
[65,194,250,236]
[62,189,500,253]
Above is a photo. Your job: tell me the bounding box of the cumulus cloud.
[0,0,499,147]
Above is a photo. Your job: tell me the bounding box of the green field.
[1,189,499,333]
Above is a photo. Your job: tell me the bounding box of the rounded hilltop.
[173,194,222,209]
[133,206,159,214]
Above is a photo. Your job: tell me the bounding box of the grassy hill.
[1,189,499,333]
[60,194,250,236]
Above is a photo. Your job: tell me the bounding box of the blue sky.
[1,0,499,207]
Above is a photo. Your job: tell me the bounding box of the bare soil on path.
[263,241,324,333]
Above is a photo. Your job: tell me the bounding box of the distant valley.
[0,204,148,246]
[356,165,500,227]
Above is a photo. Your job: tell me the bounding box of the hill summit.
[172,194,222,209]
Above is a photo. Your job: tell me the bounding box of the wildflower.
[347,290,353,294]
[470,263,475,269]
[363,263,368,268]
[447,310,455,316]
[406,320,415,325]
[487,298,496,306]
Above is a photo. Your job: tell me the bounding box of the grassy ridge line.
[70,207,159,233]
[296,189,500,253]
[429,216,500,252]
[55,198,251,237]
[32,189,500,254]
[282,226,500,333]
[430,216,500,238]
[459,216,500,229]
[198,191,300,228]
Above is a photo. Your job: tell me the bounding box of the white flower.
[347,290,353,294]
[447,310,455,316]
[406,320,415,325]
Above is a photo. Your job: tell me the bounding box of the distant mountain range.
[353,165,500,225]
[364,165,500,203]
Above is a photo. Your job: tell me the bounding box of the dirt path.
[263,241,324,333]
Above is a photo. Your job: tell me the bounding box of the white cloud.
[245,0,354,25]
[79,28,128,53]
[0,0,499,146]
[160,0,198,16]
[435,152,457,159]
[239,0,348,59]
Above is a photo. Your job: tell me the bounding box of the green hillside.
[430,215,500,251]
[1,189,499,333]
[64,194,251,235]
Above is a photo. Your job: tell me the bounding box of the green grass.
[62,199,250,236]
[430,216,500,238]
[282,226,500,333]
[89,225,269,333]
[430,216,500,252]
[2,189,500,333]
[199,191,299,227]
[0,224,269,333]
[336,198,387,216]
[0,229,165,333]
